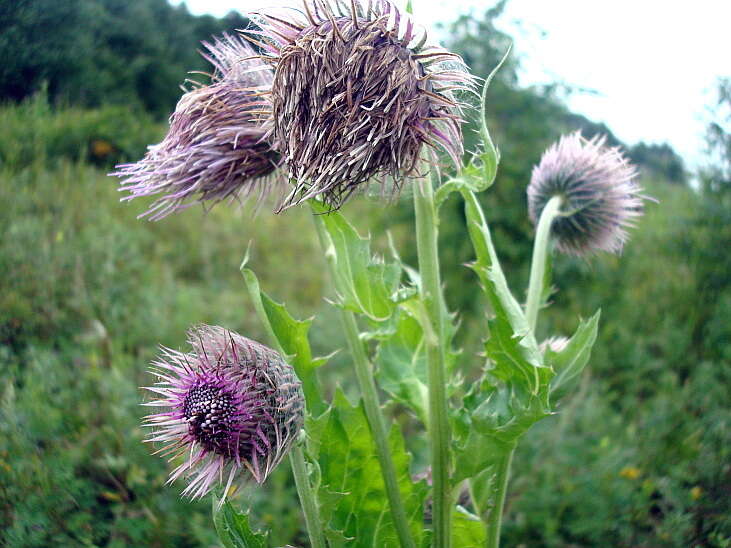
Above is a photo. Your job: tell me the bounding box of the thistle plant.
[123,1,650,546]
[143,325,304,499]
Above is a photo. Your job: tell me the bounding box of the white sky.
[171,0,731,169]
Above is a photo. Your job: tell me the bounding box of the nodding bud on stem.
[112,34,281,220]
[249,0,476,211]
[528,132,646,256]
[143,325,304,501]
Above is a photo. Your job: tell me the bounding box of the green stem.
[413,175,452,548]
[312,214,416,548]
[246,286,326,548]
[485,449,514,548]
[289,446,327,548]
[525,195,563,332]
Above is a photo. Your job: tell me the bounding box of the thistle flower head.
[113,34,280,220]
[143,325,304,500]
[249,0,476,210]
[528,132,645,255]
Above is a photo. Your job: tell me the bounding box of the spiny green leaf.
[241,261,327,415]
[452,192,557,483]
[462,191,542,367]
[212,500,268,548]
[374,307,429,424]
[484,315,552,397]
[308,390,427,547]
[453,378,549,484]
[312,201,401,322]
[476,45,511,188]
[434,165,485,210]
[434,46,512,209]
[547,310,601,396]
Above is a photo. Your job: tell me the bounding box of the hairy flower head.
[249,0,476,210]
[143,325,304,500]
[528,132,645,255]
[113,34,280,220]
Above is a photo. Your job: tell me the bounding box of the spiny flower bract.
[143,325,304,500]
[113,34,281,220]
[249,0,476,210]
[528,132,645,256]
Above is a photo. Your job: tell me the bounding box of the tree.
[0,0,249,117]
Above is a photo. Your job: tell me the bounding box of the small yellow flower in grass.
[619,466,641,480]
[690,486,703,500]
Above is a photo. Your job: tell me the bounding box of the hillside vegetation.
[0,1,728,546]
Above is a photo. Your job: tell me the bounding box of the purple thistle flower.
[528,132,646,256]
[143,325,304,500]
[248,0,476,210]
[112,34,281,220]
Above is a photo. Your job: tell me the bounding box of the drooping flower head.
[527,132,645,255]
[113,34,281,220]
[143,325,304,500]
[249,0,476,210]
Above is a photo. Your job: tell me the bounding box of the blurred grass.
[0,97,330,546]
[0,95,729,547]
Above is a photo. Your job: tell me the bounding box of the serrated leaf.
[213,500,268,548]
[475,46,511,189]
[312,201,401,322]
[374,307,428,424]
[308,390,427,547]
[453,378,549,484]
[547,310,601,396]
[241,263,326,415]
[452,190,557,482]
[461,189,549,394]
[484,316,552,398]
[434,165,485,210]
[434,47,512,209]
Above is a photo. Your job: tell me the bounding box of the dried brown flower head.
[113,34,281,220]
[249,0,476,210]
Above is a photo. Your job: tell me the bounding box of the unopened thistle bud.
[528,132,645,255]
[250,0,476,210]
[143,325,304,500]
[113,34,280,220]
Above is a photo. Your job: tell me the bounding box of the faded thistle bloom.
[249,0,476,210]
[143,325,304,499]
[113,34,280,220]
[528,132,645,255]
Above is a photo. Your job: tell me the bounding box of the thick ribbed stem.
[246,285,326,548]
[485,449,514,548]
[413,176,451,548]
[525,195,563,332]
[289,446,326,548]
[312,213,416,548]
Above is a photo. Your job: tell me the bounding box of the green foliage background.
[0,1,728,546]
